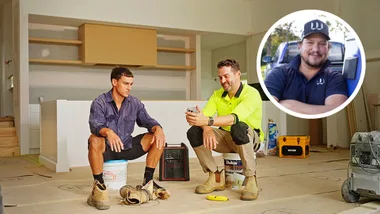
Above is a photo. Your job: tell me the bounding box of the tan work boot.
[119,180,155,205]
[241,176,259,201]
[195,169,225,194]
[87,180,110,210]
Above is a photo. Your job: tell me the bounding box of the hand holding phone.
[187,107,199,113]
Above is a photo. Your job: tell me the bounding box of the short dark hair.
[110,67,134,82]
[217,59,240,72]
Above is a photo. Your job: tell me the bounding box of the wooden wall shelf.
[29,58,195,70]
[139,65,195,71]
[155,65,196,70]
[29,58,83,65]
[28,24,196,71]
[157,47,195,53]
[29,37,83,45]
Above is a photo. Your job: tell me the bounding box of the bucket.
[223,153,245,190]
[103,160,128,190]
[267,119,278,156]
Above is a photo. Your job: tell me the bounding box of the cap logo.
[310,21,323,31]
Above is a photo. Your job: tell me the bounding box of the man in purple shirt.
[87,67,166,210]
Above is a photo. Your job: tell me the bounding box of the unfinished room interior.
[1,0,380,213]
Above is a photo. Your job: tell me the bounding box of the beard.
[301,52,327,68]
[222,82,232,91]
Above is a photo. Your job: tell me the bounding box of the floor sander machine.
[341,131,380,203]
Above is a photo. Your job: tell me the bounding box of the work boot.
[142,178,171,200]
[120,180,154,205]
[241,176,259,201]
[195,169,225,194]
[120,184,137,199]
[87,180,110,210]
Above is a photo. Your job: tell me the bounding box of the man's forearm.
[151,125,162,133]
[99,127,112,138]
[202,115,235,128]
[281,100,339,114]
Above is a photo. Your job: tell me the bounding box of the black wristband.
[231,113,239,124]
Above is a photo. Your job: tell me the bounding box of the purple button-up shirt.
[89,89,161,150]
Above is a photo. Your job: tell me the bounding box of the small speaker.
[159,143,190,181]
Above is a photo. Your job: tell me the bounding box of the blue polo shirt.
[264,55,348,105]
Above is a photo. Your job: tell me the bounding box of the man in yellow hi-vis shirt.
[185,59,264,201]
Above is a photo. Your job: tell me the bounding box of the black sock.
[143,167,155,184]
[93,173,104,184]
[152,180,164,190]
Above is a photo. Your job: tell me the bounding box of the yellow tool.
[206,195,229,201]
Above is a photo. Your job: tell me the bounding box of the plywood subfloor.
[1,147,378,214]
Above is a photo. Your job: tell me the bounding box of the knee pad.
[231,122,250,145]
[186,126,203,148]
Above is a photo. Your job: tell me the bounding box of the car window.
[272,45,281,62]
[283,43,299,63]
[328,42,344,62]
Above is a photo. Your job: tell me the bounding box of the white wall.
[246,33,265,84]
[22,0,252,35]
[200,49,220,100]
[250,0,339,34]
[39,100,217,172]
[203,41,250,100]
[211,41,247,78]
[29,65,188,103]
[29,104,40,153]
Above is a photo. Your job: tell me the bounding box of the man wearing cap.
[264,19,348,115]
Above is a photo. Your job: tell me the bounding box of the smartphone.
[187,107,199,113]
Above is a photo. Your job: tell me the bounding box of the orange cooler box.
[278,135,310,158]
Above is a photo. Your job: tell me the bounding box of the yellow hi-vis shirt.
[202,83,264,142]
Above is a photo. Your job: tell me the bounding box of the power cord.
[349,134,380,175]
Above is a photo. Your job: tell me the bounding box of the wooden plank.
[366,57,380,63]
[155,65,196,70]
[157,47,196,53]
[367,93,378,129]
[346,103,357,138]
[375,104,380,130]
[0,127,16,137]
[140,65,196,71]
[29,59,195,71]
[29,58,83,65]
[309,119,323,145]
[0,137,18,147]
[0,121,13,128]
[0,116,14,122]
[29,37,82,45]
[361,87,372,131]
[0,146,20,157]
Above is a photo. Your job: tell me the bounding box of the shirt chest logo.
[316,77,325,86]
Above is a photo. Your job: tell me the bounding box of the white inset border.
[256,9,366,119]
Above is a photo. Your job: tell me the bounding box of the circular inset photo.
[257,9,365,119]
